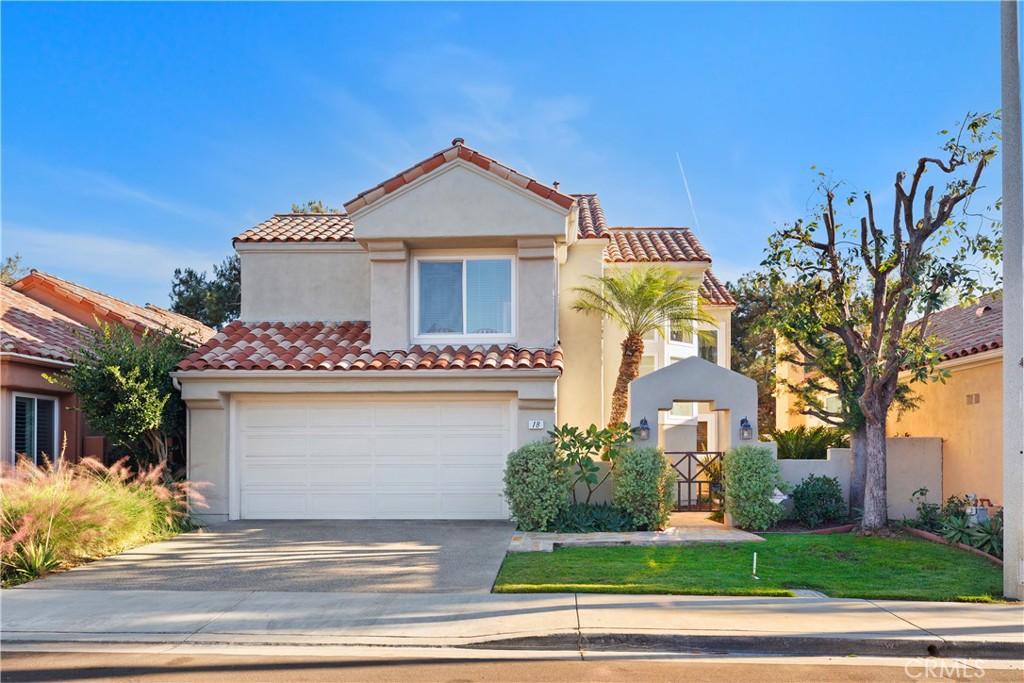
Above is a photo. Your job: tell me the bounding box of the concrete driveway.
[20,520,515,593]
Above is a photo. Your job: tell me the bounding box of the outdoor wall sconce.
[739,417,753,441]
[637,417,651,441]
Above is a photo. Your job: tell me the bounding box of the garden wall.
[770,437,942,521]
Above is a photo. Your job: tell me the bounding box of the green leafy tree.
[763,112,1001,530]
[572,265,714,426]
[169,255,240,328]
[291,199,341,214]
[1,253,27,285]
[45,323,191,467]
[726,271,777,432]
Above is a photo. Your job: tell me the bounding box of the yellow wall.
[888,353,1004,506]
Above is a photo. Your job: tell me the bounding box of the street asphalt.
[16,520,515,593]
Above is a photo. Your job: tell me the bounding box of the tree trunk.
[861,415,889,530]
[849,422,867,513]
[608,333,645,428]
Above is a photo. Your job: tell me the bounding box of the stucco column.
[1001,0,1023,600]
[185,399,229,523]
[367,240,410,351]
[516,238,558,348]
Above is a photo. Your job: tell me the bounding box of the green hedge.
[503,441,570,531]
[613,446,675,531]
[723,445,788,531]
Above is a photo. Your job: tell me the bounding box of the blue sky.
[1,2,1009,307]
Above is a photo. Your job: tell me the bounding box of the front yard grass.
[494,532,1005,602]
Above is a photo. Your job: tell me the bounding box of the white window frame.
[411,254,517,344]
[11,392,60,467]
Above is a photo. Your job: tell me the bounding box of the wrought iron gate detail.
[666,451,723,512]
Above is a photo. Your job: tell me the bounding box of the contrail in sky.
[675,151,702,233]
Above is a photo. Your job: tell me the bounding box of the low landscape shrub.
[790,474,846,528]
[551,502,635,533]
[905,488,971,533]
[767,426,848,460]
[612,446,674,531]
[503,441,571,531]
[722,445,788,531]
[1,455,205,586]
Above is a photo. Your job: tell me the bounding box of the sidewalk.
[3,589,1022,659]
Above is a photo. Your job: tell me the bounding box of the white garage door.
[236,397,512,519]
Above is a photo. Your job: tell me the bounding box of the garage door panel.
[309,405,373,427]
[440,403,507,428]
[441,434,508,456]
[375,405,437,427]
[376,435,436,457]
[243,405,307,428]
[308,436,373,457]
[242,435,306,457]
[243,491,307,516]
[238,398,511,520]
[244,464,308,486]
[441,464,502,486]
[310,464,374,485]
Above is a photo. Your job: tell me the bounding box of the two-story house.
[174,140,735,521]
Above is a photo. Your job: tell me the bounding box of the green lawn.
[494,532,1005,602]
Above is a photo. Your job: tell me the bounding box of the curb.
[469,632,1024,660]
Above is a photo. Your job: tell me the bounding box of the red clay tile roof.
[12,271,215,346]
[176,320,563,373]
[233,213,355,245]
[1,286,86,364]
[604,228,711,263]
[700,270,735,306]
[573,194,610,239]
[916,292,1003,361]
[344,140,576,214]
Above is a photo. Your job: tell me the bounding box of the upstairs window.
[416,257,514,339]
[698,329,719,364]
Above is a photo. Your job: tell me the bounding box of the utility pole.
[1001,0,1023,600]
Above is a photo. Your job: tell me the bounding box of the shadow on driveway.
[20,520,515,593]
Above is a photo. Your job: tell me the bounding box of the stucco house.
[1,270,214,465]
[174,139,735,522]
[775,292,1005,508]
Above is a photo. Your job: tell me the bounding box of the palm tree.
[572,265,714,427]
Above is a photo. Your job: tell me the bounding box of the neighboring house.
[774,292,1004,507]
[1,270,215,465]
[174,139,735,521]
[887,292,1004,506]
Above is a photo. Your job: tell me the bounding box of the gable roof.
[574,194,610,238]
[12,271,215,345]
[917,292,1003,361]
[604,227,711,263]
[343,139,576,214]
[234,213,355,245]
[1,286,86,364]
[700,270,735,306]
[176,320,563,373]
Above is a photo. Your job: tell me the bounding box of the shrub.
[791,475,846,528]
[967,511,1003,559]
[503,441,570,531]
[612,446,675,531]
[0,455,205,586]
[551,503,635,533]
[722,445,788,531]
[550,423,632,503]
[767,426,849,459]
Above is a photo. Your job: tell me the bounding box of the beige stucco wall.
[350,161,572,241]
[556,240,607,429]
[239,247,370,323]
[888,354,1004,506]
[805,438,942,520]
[187,400,229,522]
